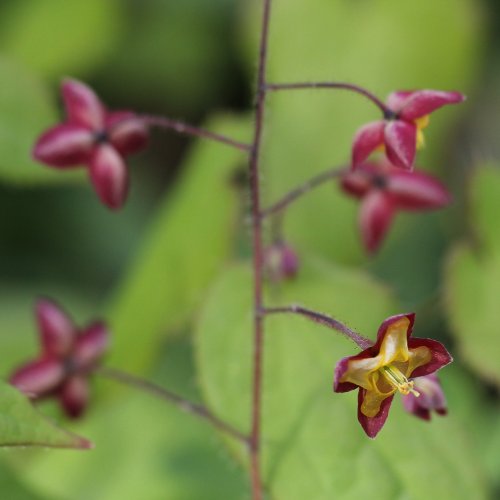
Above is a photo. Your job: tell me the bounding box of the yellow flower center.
[380,365,420,397]
[414,115,430,149]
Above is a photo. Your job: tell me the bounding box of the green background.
[0,0,498,498]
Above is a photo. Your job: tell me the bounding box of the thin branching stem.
[96,366,249,445]
[265,82,391,116]
[264,306,373,350]
[248,0,273,498]
[140,115,252,152]
[260,165,348,219]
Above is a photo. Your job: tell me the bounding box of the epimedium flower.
[340,160,451,254]
[33,78,149,210]
[402,373,447,421]
[334,313,452,438]
[352,89,465,170]
[10,298,109,419]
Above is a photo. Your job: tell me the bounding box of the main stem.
[249,0,272,498]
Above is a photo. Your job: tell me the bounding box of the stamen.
[380,365,420,397]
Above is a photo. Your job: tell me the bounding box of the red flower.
[340,161,451,253]
[352,90,465,170]
[33,79,148,209]
[402,373,447,421]
[334,313,452,438]
[10,299,109,419]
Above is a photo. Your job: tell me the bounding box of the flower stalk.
[139,115,252,152]
[96,366,249,444]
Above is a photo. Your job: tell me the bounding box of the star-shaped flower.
[340,160,451,253]
[10,298,109,419]
[33,78,149,209]
[352,89,465,170]
[402,373,447,421]
[334,313,452,438]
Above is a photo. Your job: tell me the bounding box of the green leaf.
[444,166,500,384]
[0,381,89,450]
[13,338,247,500]
[196,261,487,499]
[107,114,250,374]
[0,57,83,185]
[469,164,500,251]
[0,462,47,500]
[0,0,124,79]
[240,0,483,263]
[444,243,500,384]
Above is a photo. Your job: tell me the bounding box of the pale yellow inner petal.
[415,115,430,149]
[378,317,411,365]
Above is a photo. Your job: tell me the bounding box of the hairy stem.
[261,165,348,219]
[96,366,249,444]
[265,82,390,116]
[264,306,373,350]
[248,0,273,498]
[140,115,252,152]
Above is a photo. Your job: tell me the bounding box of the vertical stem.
[249,0,272,498]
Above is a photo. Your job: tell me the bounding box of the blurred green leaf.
[103,0,233,112]
[0,57,83,185]
[108,114,250,374]
[0,461,46,500]
[240,0,483,263]
[15,338,247,500]
[0,381,89,450]
[0,0,124,79]
[196,260,487,499]
[444,166,500,385]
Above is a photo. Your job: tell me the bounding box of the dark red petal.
[106,112,149,156]
[333,356,360,393]
[384,121,417,170]
[59,376,89,419]
[33,124,93,168]
[340,168,373,198]
[408,338,453,378]
[357,390,394,438]
[359,191,395,253]
[402,393,431,421]
[387,170,451,210]
[351,121,385,167]
[89,144,129,210]
[74,322,109,370]
[373,313,415,352]
[10,358,65,398]
[62,78,105,130]
[397,90,466,121]
[386,91,415,112]
[36,298,76,357]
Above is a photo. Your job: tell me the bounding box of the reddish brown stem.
[96,366,249,444]
[265,82,391,116]
[264,306,373,350]
[140,115,252,152]
[260,165,348,219]
[248,0,273,498]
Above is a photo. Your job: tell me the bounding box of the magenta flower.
[352,90,465,170]
[402,373,447,421]
[334,313,452,438]
[10,299,109,419]
[340,161,451,253]
[33,79,148,209]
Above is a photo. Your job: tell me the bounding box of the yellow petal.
[378,317,411,365]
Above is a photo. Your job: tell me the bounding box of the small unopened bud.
[402,373,447,421]
[264,242,299,283]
